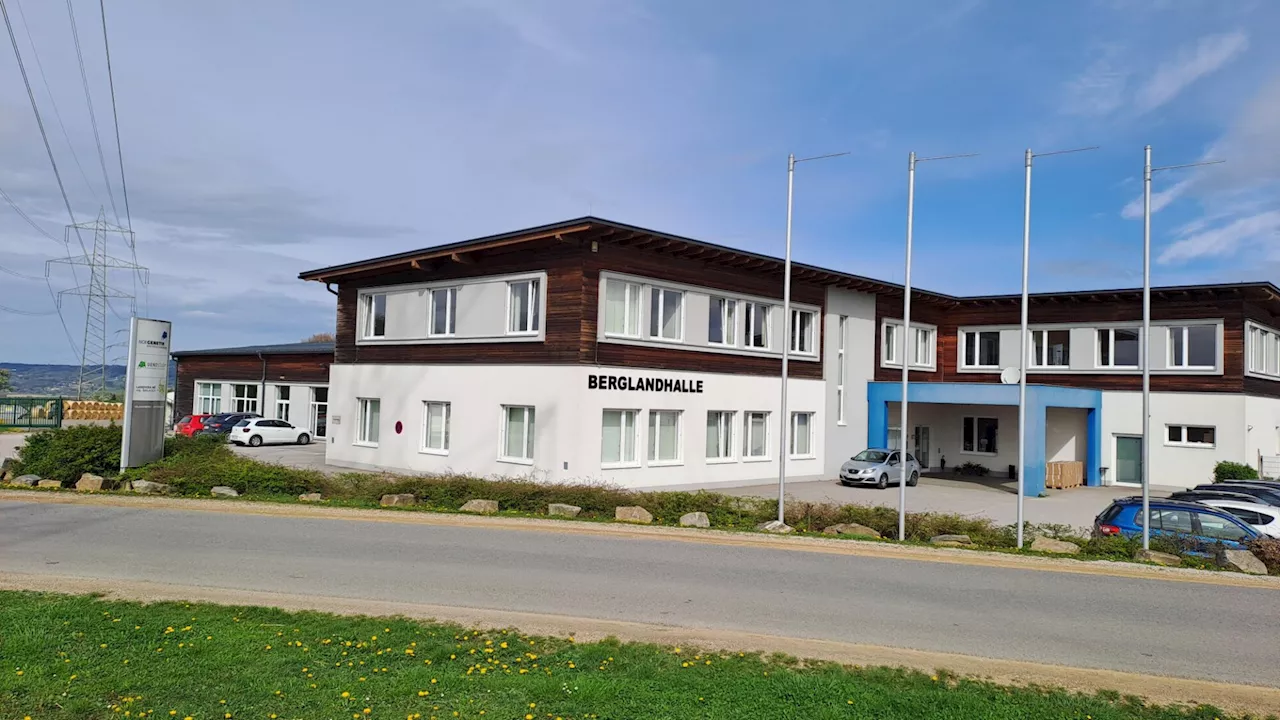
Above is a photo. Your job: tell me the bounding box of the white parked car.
[1191,498,1280,538]
[230,418,312,447]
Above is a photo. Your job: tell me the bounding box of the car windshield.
[234,420,251,427]
[178,416,192,424]
[852,450,889,463]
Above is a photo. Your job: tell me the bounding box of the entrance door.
[913,426,931,469]
[1114,436,1142,486]
[309,387,329,439]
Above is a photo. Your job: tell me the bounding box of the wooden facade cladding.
[174,353,332,416]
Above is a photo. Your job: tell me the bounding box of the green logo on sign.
[138,361,147,368]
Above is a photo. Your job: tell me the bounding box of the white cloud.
[1159,209,1280,263]
[1120,176,1195,219]
[1134,31,1249,113]
[1062,48,1130,116]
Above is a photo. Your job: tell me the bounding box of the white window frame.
[1165,424,1216,449]
[429,287,458,337]
[648,286,685,342]
[743,411,770,461]
[789,411,815,459]
[362,293,387,339]
[706,410,736,463]
[506,279,541,336]
[1247,322,1280,379]
[1167,324,1217,369]
[709,297,737,347]
[646,409,684,466]
[1096,326,1142,368]
[499,405,536,463]
[789,309,816,355]
[742,301,771,349]
[882,322,899,365]
[421,401,451,455]
[600,409,639,468]
[231,384,259,414]
[881,319,935,370]
[603,279,643,339]
[274,385,290,421]
[961,415,998,456]
[1030,329,1071,368]
[836,316,847,425]
[356,397,380,447]
[961,330,1001,369]
[197,382,222,415]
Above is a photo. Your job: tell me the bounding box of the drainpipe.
[257,352,267,416]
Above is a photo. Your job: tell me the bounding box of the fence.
[0,397,64,429]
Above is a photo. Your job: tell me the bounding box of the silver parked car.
[839,448,920,489]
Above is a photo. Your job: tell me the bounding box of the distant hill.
[0,362,175,398]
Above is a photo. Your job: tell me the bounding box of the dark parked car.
[1168,490,1266,504]
[1094,497,1260,552]
[197,412,262,436]
[1192,483,1280,507]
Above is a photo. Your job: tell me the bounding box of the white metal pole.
[899,152,916,542]
[778,153,795,525]
[1017,149,1032,549]
[1141,145,1152,551]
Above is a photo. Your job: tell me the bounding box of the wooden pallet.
[1046,461,1084,489]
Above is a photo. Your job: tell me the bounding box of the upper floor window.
[507,279,541,335]
[429,288,457,336]
[649,288,684,341]
[1168,325,1216,369]
[882,320,935,369]
[1031,329,1070,368]
[362,293,387,338]
[882,323,899,364]
[709,297,737,345]
[789,309,815,354]
[604,279,642,338]
[743,301,770,348]
[1249,324,1280,377]
[1097,327,1139,368]
[912,327,933,367]
[962,330,1000,368]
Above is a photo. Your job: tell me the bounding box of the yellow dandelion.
[341,692,351,698]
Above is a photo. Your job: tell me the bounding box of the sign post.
[120,317,172,470]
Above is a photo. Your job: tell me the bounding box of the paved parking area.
[228,441,356,474]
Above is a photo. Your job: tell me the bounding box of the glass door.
[309,387,329,439]
[913,426,931,468]
[1114,436,1142,486]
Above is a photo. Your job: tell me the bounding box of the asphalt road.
[2,499,1276,687]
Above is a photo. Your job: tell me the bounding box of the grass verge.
[0,591,1260,720]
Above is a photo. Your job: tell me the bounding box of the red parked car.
[175,414,212,437]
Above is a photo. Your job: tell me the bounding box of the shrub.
[956,462,989,477]
[15,425,122,483]
[1213,461,1258,482]
[123,441,322,497]
[1080,534,1142,560]
[1248,538,1280,575]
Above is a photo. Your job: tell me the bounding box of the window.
[709,297,737,346]
[743,411,769,459]
[1031,329,1070,367]
[1169,325,1216,368]
[962,416,998,454]
[362,293,387,338]
[1197,513,1250,542]
[882,321,933,368]
[507,279,541,335]
[501,405,535,461]
[232,384,259,414]
[601,409,638,466]
[790,309,815,354]
[836,316,847,425]
[422,401,451,454]
[648,288,684,341]
[604,280,642,337]
[1166,424,1215,448]
[882,323,899,364]
[1135,509,1195,534]
[706,411,735,460]
[275,386,290,421]
[1097,327,1140,367]
[1249,324,1280,377]
[647,410,683,464]
[789,412,814,458]
[197,382,221,415]
[357,398,380,446]
[430,288,458,336]
[913,327,933,367]
[962,331,1000,368]
[743,301,770,348]
[1223,508,1272,527]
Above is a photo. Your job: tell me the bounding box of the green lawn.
[0,592,1252,720]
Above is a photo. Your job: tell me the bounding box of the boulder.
[76,473,106,491]
[615,506,653,524]
[459,499,498,514]
[37,479,63,489]
[679,511,710,528]
[1223,549,1268,575]
[116,481,132,492]
[822,523,881,538]
[755,520,794,534]
[547,503,581,518]
[930,534,972,545]
[380,493,415,507]
[1029,536,1081,554]
[130,480,171,495]
[1135,549,1181,567]
[298,492,324,502]
[10,474,40,487]
[211,486,240,498]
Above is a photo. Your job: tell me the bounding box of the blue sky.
[1,0,1278,363]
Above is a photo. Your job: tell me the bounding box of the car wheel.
[877,474,888,490]
[297,433,310,446]
[908,471,919,487]
[248,435,263,447]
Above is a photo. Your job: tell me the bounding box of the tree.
[302,332,335,343]
[0,368,11,394]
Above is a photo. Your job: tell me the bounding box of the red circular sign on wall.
[395,421,403,435]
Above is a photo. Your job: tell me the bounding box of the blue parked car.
[1094,497,1261,551]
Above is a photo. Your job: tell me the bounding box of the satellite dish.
[1000,367,1020,384]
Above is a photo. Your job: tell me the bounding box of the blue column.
[867,385,891,449]
[1086,407,1102,487]
[1022,394,1047,497]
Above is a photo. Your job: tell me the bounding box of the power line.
[97,0,141,314]
[0,301,56,316]
[64,0,119,227]
[0,185,62,245]
[0,262,43,281]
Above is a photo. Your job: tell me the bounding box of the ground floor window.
[1166,424,1215,448]
[422,401,451,454]
[744,411,769,459]
[275,386,290,421]
[601,409,638,466]
[647,410,683,464]
[501,405,535,461]
[357,398,381,446]
[962,416,998,454]
[197,382,221,415]
[789,412,814,458]
[706,411,735,460]
[232,384,259,414]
